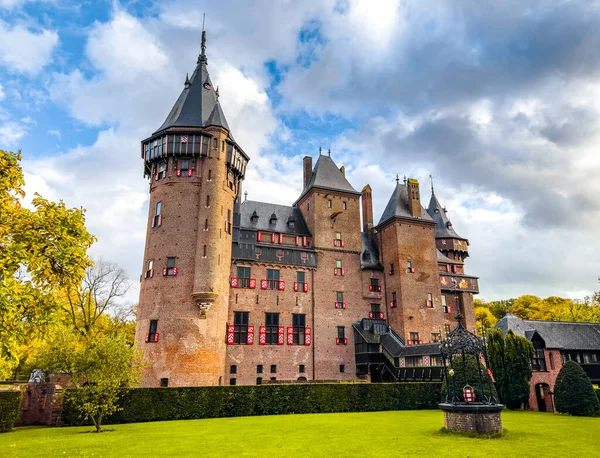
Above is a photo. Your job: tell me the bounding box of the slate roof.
[361,233,383,270]
[153,34,232,137]
[495,315,600,350]
[426,192,465,240]
[297,154,359,201]
[437,250,462,265]
[353,320,440,357]
[377,182,434,227]
[239,200,311,235]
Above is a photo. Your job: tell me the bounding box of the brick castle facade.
[134,33,479,387]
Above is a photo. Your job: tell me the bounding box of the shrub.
[0,391,22,433]
[61,382,441,425]
[554,361,600,417]
[441,354,497,403]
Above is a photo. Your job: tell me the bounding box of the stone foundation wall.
[444,410,502,434]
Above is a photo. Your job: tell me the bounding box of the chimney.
[340,165,345,176]
[361,184,374,233]
[406,178,421,217]
[303,156,312,189]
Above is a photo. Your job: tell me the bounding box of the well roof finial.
[395,174,399,184]
[198,14,207,64]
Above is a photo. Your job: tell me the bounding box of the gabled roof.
[495,315,600,350]
[361,233,383,270]
[377,182,434,226]
[153,32,232,138]
[239,200,311,236]
[437,250,463,265]
[297,154,359,201]
[426,191,465,240]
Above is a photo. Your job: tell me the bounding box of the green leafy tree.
[38,326,142,432]
[0,150,96,378]
[554,361,600,417]
[504,330,534,409]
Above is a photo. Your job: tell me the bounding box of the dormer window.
[363,250,371,261]
[269,213,277,226]
[287,216,295,229]
[250,211,259,223]
[446,222,453,229]
[434,208,440,214]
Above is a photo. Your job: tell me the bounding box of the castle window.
[532,349,547,372]
[406,356,423,367]
[265,313,279,344]
[441,295,449,313]
[336,291,344,307]
[153,201,162,227]
[267,269,280,289]
[226,209,232,234]
[427,293,433,308]
[204,219,209,231]
[165,257,177,276]
[407,261,413,273]
[147,319,158,342]
[296,271,306,292]
[390,263,395,275]
[337,326,346,344]
[343,202,347,210]
[237,267,251,288]
[370,278,379,291]
[549,352,555,370]
[208,169,212,181]
[201,136,209,156]
[409,332,420,343]
[339,364,345,373]
[256,377,262,385]
[230,365,237,374]
[160,378,169,387]
[222,140,225,151]
[179,159,190,175]
[307,202,310,211]
[270,365,277,373]
[233,311,249,344]
[145,260,153,279]
[157,161,167,180]
[203,245,207,258]
[206,195,210,207]
[229,378,236,386]
[336,260,342,269]
[292,314,306,345]
[257,365,263,373]
[391,291,397,308]
[328,199,332,208]
[371,303,380,313]
[299,364,305,373]
[213,138,218,148]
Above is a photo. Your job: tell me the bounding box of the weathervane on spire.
[319,146,322,155]
[199,14,207,64]
[429,174,434,194]
[328,148,331,157]
[215,85,220,100]
[244,191,248,202]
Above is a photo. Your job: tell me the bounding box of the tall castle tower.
[135,31,249,387]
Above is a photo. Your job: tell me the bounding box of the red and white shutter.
[303,236,308,247]
[247,325,254,345]
[333,239,338,247]
[259,326,266,345]
[158,214,163,226]
[379,312,385,319]
[287,326,294,345]
[226,325,235,344]
[279,233,284,244]
[447,306,452,314]
[334,268,338,276]
[341,240,345,247]
[260,279,268,290]
[304,327,311,346]
[368,311,373,318]
[271,233,276,243]
[336,337,340,345]
[177,168,181,176]
[303,283,309,293]
[344,338,348,345]
[278,280,285,291]
[257,231,262,242]
[342,302,347,309]
[162,268,167,276]
[294,282,299,292]
[341,268,345,276]
[188,168,193,177]
[249,278,256,289]
[369,284,373,291]
[295,236,301,246]
[278,326,285,345]
[173,267,178,276]
[230,277,238,288]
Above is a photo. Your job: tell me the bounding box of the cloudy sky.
[2,0,600,302]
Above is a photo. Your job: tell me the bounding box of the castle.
[134,33,479,387]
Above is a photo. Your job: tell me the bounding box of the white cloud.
[0,83,4,101]
[0,21,59,74]
[47,129,60,140]
[0,121,27,145]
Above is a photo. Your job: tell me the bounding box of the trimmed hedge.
[554,361,600,417]
[62,382,441,426]
[0,391,22,433]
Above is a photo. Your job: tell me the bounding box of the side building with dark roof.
[495,315,600,412]
[135,34,480,387]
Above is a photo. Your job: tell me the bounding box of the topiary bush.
[554,361,600,417]
[61,382,442,426]
[0,391,22,432]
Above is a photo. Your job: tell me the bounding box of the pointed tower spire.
[184,73,190,88]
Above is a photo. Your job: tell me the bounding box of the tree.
[62,259,133,337]
[0,150,96,378]
[487,329,534,409]
[38,326,142,432]
[554,361,600,417]
[475,306,497,333]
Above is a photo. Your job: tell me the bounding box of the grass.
[1,410,598,457]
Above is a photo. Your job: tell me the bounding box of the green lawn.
[1,410,598,457]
